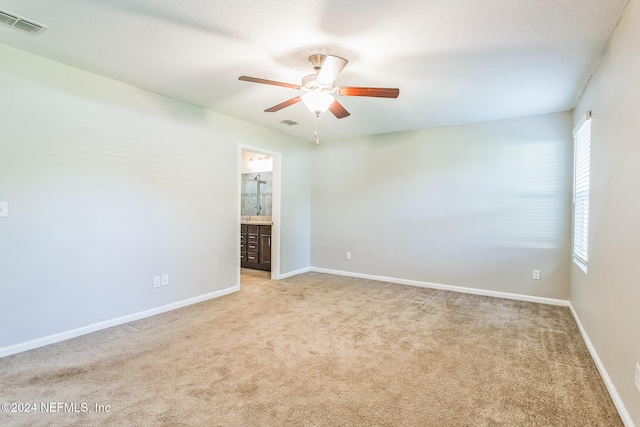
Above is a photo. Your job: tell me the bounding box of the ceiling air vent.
[0,9,48,35]
[279,119,299,126]
[0,11,19,26]
[15,19,43,33]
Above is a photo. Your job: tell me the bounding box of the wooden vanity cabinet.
[241,224,271,271]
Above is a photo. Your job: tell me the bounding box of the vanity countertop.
[241,216,272,225]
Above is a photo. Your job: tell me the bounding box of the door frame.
[238,144,281,283]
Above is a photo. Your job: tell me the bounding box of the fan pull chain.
[314,113,320,145]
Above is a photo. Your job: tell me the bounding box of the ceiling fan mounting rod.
[308,54,326,72]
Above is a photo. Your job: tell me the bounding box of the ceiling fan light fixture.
[302,91,334,116]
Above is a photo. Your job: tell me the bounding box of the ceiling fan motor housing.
[302,74,333,92]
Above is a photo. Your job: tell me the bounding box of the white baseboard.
[278,266,311,279]
[0,285,240,359]
[310,267,569,306]
[568,303,635,427]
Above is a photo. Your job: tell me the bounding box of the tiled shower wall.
[241,172,272,216]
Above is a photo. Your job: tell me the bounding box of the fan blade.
[316,55,348,85]
[239,76,300,90]
[328,100,350,119]
[336,86,399,98]
[264,96,302,112]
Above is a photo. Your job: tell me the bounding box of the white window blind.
[573,112,591,269]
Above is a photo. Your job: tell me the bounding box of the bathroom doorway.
[239,146,281,284]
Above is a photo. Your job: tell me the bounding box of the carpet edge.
[568,303,635,427]
[0,284,240,359]
[309,267,569,306]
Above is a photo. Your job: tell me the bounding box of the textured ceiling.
[0,0,629,141]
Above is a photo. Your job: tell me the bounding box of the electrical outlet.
[532,269,541,280]
[635,363,640,392]
[161,274,169,286]
[153,276,161,288]
[346,252,351,260]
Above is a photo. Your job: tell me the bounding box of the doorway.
[239,146,281,284]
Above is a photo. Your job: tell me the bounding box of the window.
[572,112,591,272]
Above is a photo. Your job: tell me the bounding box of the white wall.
[311,112,573,299]
[571,0,640,424]
[0,43,311,351]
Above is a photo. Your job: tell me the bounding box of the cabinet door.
[260,225,272,236]
[246,252,259,264]
[259,234,271,265]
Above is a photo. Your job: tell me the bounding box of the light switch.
[0,202,8,218]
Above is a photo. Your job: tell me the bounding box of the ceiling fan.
[238,54,399,137]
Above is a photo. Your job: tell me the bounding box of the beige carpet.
[0,270,622,426]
